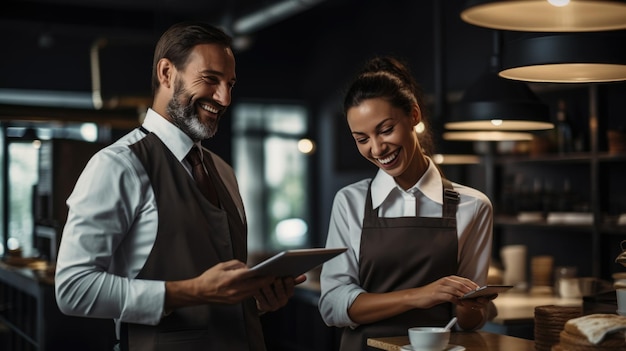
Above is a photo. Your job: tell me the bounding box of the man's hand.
[165,260,278,309]
[254,274,307,313]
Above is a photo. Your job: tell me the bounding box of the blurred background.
[1,1,626,349]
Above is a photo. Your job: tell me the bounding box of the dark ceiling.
[1,0,498,115]
[3,0,625,163]
[3,0,271,36]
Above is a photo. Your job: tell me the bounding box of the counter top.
[368,331,535,351]
[490,292,581,325]
[0,259,55,289]
[295,283,583,326]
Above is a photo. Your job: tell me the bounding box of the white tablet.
[250,247,347,277]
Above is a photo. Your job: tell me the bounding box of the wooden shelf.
[493,152,626,164]
[494,216,594,231]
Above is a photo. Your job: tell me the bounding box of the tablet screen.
[250,247,347,277]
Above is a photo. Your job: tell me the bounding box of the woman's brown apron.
[340,178,459,351]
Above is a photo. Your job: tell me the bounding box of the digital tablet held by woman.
[460,285,513,300]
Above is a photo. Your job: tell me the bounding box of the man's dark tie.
[186,146,219,206]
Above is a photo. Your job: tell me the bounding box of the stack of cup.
[501,245,527,291]
[534,305,583,351]
[531,255,554,294]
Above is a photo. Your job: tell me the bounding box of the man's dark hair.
[151,21,233,94]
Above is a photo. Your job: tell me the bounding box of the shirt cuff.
[121,280,166,325]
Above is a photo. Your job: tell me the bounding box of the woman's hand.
[418,276,496,331]
[455,294,498,331]
[457,295,496,310]
[412,275,480,308]
[455,301,493,330]
[347,275,480,325]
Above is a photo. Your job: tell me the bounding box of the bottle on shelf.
[555,178,573,212]
[555,99,573,154]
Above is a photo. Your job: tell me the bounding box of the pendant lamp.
[460,1,626,83]
[445,71,552,132]
[461,0,626,32]
[442,130,534,141]
[500,32,626,83]
[444,31,552,135]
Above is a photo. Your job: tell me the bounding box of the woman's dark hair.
[343,56,434,155]
[151,21,233,94]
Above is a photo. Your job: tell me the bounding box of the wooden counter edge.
[367,336,407,351]
[368,331,537,351]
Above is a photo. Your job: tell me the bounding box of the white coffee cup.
[408,327,450,351]
[559,278,581,298]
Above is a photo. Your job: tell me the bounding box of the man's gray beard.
[166,84,218,141]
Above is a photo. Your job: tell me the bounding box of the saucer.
[400,345,465,351]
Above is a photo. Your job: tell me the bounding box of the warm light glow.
[443,131,534,141]
[297,138,315,154]
[414,121,425,134]
[547,0,570,7]
[275,218,308,246]
[445,120,553,131]
[500,63,626,83]
[432,154,481,165]
[461,1,626,31]
[7,237,20,250]
[80,123,99,142]
[433,154,444,164]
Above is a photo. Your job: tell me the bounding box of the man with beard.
[54,21,305,351]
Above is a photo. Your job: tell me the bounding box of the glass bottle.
[555,99,573,154]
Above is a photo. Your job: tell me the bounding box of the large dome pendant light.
[500,32,626,83]
[460,0,626,83]
[444,31,553,136]
[461,0,626,32]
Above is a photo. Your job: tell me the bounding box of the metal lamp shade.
[461,0,626,32]
[499,33,626,83]
[446,71,552,131]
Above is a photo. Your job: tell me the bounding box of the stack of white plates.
[546,212,593,225]
[618,213,626,226]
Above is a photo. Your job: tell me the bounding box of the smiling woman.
[318,56,494,351]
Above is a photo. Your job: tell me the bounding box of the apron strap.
[441,178,459,219]
[364,177,460,223]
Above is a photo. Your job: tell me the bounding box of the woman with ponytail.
[318,56,495,351]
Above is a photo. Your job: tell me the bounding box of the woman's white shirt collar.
[370,156,444,208]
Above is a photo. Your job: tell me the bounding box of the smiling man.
[55,21,305,351]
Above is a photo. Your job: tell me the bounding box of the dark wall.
[222,0,626,246]
[1,0,625,249]
[229,0,497,243]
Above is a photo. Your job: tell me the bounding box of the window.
[0,123,103,258]
[233,103,312,254]
[6,140,39,257]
